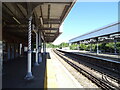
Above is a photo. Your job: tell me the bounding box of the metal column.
[8,44,10,60]
[43,42,46,55]
[77,42,80,50]
[25,16,34,80]
[20,43,22,56]
[34,29,39,66]
[0,2,2,88]
[11,44,14,59]
[90,43,92,53]
[96,38,99,54]
[97,42,99,54]
[16,44,19,57]
[14,44,17,58]
[38,31,42,63]
[114,39,117,54]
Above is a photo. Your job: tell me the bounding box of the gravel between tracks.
[52,49,99,89]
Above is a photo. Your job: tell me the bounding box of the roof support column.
[96,38,99,54]
[38,30,42,63]
[77,42,80,50]
[7,44,11,60]
[43,42,46,55]
[90,43,92,53]
[14,44,17,58]
[114,39,117,54]
[97,43,99,54]
[34,28,39,66]
[20,43,22,56]
[11,44,14,59]
[25,16,34,80]
[0,2,2,88]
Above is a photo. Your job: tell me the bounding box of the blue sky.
[53,1,118,45]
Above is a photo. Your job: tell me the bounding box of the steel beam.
[39,28,59,30]
[43,19,60,24]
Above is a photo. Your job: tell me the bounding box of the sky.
[53,1,118,45]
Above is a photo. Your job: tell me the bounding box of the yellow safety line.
[46,59,58,88]
[44,62,47,90]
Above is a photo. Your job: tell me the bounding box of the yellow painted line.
[46,59,58,88]
[44,63,47,89]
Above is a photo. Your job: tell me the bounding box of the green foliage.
[59,42,69,48]
[79,44,86,50]
[69,42,120,54]
[46,43,58,48]
[46,42,69,49]
[70,44,78,50]
[46,41,120,54]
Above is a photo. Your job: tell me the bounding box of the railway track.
[53,49,120,90]
[56,49,120,81]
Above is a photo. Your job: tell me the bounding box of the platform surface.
[2,54,46,89]
[46,49,83,88]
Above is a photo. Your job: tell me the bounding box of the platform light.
[13,17,21,24]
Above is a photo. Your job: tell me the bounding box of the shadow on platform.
[46,52,51,59]
[2,53,46,89]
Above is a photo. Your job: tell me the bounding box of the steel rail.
[53,49,120,90]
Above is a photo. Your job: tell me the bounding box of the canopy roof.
[69,22,120,43]
[2,1,76,43]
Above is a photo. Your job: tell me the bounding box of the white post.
[97,42,99,54]
[8,44,10,60]
[43,42,46,55]
[38,31,42,63]
[11,44,14,59]
[34,29,39,66]
[45,43,46,53]
[20,43,22,55]
[90,43,92,53]
[77,42,79,50]
[25,16,34,80]
[96,38,99,54]
[15,44,17,58]
[16,44,18,57]
[114,39,117,54]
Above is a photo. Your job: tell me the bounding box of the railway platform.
[2,53,46,89]
[3,49,83,89]
[46,48,83,88]
[61,49,120,62]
